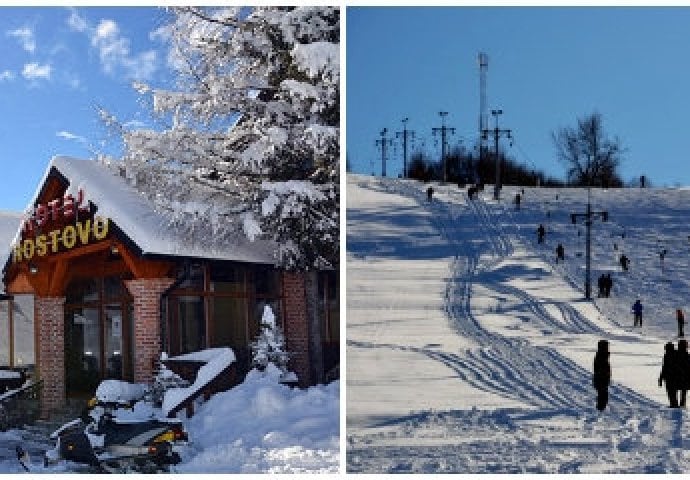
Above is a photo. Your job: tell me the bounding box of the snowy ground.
[0,366,339,474]
[347,174,690,473]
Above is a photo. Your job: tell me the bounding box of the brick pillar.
[35,296,66,418]
[282,272,311,387]
[125,278,174,384]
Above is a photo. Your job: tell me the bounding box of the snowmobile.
[41,396,188,473]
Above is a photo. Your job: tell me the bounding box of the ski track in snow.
[347,177,690,473]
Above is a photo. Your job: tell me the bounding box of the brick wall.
[282,272,311,387]
[35,296,65,418]
[125,278,174,384]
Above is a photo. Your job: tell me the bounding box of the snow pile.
[162,347,235,417]
[177,364,339,473]
[95,379,147,404]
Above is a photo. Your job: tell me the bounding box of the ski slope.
[347,174,690,474]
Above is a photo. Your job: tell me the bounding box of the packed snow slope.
[347,174,690,474]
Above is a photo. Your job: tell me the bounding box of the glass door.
[65,307,101,395]
[104,305,124,379]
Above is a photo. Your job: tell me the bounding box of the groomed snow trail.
[347,175,690,474]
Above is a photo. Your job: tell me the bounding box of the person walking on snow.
[426,186,434,202]
[678,309,686,338]
[659,342,681,408]
[592,340,611,411]
[632,299,643,327]
[604,274,613,298]
[556,243,565,263]
[677,339,690,407]
[537,224,546,244]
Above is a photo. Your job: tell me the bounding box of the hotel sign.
[12,189,110,263]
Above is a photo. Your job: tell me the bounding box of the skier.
[537,224,546,244]
[678,309,686,338]
[632,299,643,327]
[514,193,521,211]
[427,186,434,202]
[556,243,565,263]
[678,339,690,407]
[592,340,611,411]
[620,254,630,272]
[659,342,681,408]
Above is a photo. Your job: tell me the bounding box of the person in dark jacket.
[537,224,546,244]
[427,186,434,202]
[678,309,686,338]
[556,243,565,263]
[597,274,605,298]
[604,273,613,298]
[678,339,690,407]
[592,340,611,411]
[632,299,643,327]
[659,342,681,408]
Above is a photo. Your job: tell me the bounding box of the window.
[320,272,339,343]
[167,262,283,374]
[319,271,339,379]
[0,301,9,367]
[12,295,34,368]
[177,295,205,354]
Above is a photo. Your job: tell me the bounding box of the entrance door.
[104,305,124,380]
[64,275,133,398]
[65,307,101,396]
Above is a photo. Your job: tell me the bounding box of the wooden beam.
[6,272,34,295]
[117,241,172,278]
[44,240,111,263]
[47,259,68,296]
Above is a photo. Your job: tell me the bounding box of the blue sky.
[0,6,173,211]
[347,7,690,186]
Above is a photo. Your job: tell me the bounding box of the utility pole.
[375,128,393,177]
[396,118,415,179]
[478,53,489,184]
[432,111,455,183]
[482,109,511,200]
[571,181,608,300]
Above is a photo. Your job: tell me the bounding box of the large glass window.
[0,301,9,367]
[177,295,205,353]
[319,271,339,379]
[12,294,35,368]
[168,262,283,375]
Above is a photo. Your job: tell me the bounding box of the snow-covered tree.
[102,6,339,270]
[251,305,290,374]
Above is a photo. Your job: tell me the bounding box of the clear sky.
[0,6,173,212]
[347,6,690,186]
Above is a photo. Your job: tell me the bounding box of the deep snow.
[347,174,690,473]
[0,364,338,473]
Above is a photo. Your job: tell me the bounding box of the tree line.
[396,112,640,188]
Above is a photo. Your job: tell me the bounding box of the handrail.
[162,361,238,419]
[0,380,43,430]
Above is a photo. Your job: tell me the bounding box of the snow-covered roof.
[0,211,22,275]
[27,156,278,265]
